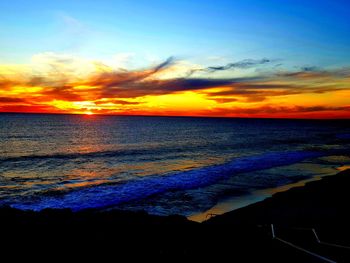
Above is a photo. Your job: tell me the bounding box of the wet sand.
[190,161,347,222]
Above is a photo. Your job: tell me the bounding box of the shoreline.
[206,168,350,225]
[189,162,347,222]
[189,175,325,222]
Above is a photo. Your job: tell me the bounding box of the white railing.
[271,224,337,263]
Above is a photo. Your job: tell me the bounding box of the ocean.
[1,113,350,218]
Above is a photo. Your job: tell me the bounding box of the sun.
[84,111,94,115]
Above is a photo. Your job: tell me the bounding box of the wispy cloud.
[185,58,274,77]
[206,58,272,71]
[0,53,349,118]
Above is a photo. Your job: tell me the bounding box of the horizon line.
[1,111,350,121]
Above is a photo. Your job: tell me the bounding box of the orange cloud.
[199,105,350,119]
[0,54,350,118]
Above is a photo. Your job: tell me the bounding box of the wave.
[0,146,192,164]
[7,149,349,211]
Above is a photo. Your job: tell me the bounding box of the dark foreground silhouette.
[1,169,350,261]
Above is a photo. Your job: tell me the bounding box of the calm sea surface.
[1,113,350,216]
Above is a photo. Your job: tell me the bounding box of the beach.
[1,169,350,261]
[189,160,348,222]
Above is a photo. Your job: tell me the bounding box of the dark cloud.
[154,56,175,71]
[278,69,330,79]
[185,58,273,77]
[94,99,140,105]
[203,105,350,117]
[0,104,63,113]
[0,97,27,103]
[163,78,236,90]
[294,105,350,112]
[80,57,175,91]
[41,86,84,101]
[97,77,252,99]
[299,66,319,72]
[0,78,19,90]
[203,83,300,103]
[206,58,271,72]
[210,98,239,103]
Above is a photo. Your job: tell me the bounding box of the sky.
[0,0,350,118]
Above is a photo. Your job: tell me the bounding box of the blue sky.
[1,0,350,69]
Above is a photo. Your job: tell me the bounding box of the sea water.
[1,113,350,217]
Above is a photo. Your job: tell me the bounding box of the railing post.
[271,224,275,239]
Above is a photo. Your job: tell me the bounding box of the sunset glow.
[1,56,349,118]
[1,0,349,119]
